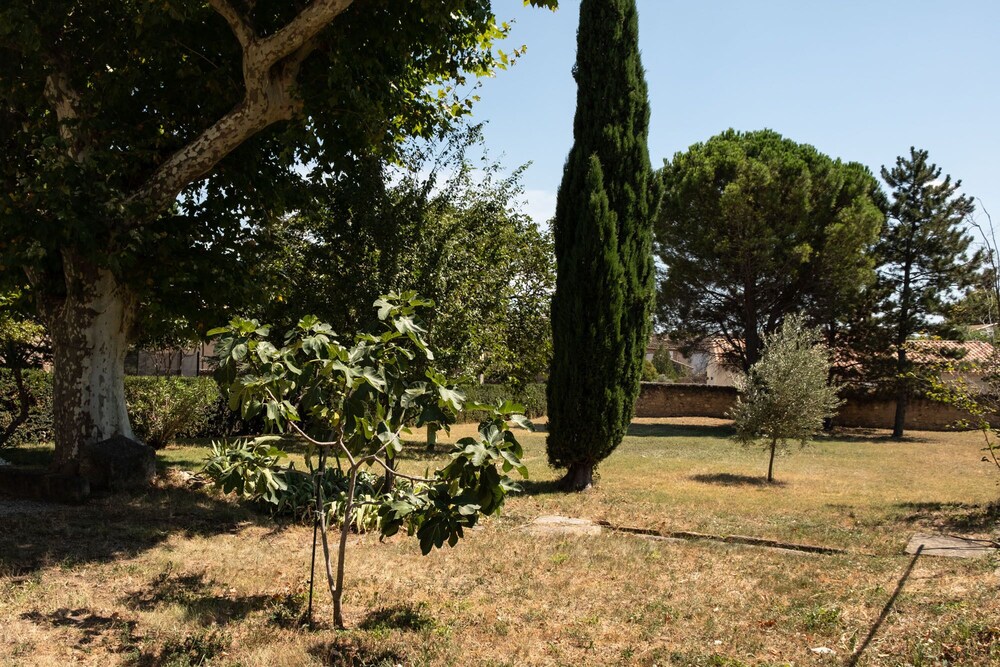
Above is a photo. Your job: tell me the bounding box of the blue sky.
[469,1,1000,228]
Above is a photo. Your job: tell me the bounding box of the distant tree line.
[655,131,986,437]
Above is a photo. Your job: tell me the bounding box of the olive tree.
[730,315,841,483]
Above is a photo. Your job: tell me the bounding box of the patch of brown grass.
[1,418,998,665]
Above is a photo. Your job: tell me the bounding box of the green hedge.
[460,383,547,422]
[0,372,545,446]
[0,368,54,447]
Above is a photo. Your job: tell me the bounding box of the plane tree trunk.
[31,255,137,470]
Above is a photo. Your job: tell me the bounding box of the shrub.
[209,292,531,628]
[642,359,658,381]
[125,376,220,449]
[0,371,543,446]
[0,368,52,447]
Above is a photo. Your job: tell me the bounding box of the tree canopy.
[0,0,556,466]
[251,131,554,387]
[655,129,886,372]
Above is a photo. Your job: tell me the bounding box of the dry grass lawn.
[1,418,998,666]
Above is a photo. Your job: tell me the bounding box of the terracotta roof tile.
[906,340,995,365]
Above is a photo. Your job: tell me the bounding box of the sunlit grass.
[2,418,997,666]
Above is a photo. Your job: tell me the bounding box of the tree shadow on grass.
[690,472,786,487]
[0,475,266,576]
[822,428,931,444]
[359,603,436,632]
[894,500,1000,533]
[309,636,405,667]
[393,443,450,462]
[626,422,734,439]
[119,569,275,626]
[517,479,565,496]
[19,607,139,647]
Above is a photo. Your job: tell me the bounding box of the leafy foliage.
[656,129,886,372]
[202,439,386,530]
[0,368,52,448]
[462,383,546,422]
[546,0,658,490]
[0,377,543,448]
[0,288,49,447]
[126,376,220,450]
[209,293,531,626]
[730,315,842,482]
[925,349,1000,477]
[379,412,530,554]
[252,129,555,387]
[0,0,557,460]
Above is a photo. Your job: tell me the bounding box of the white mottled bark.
[129,0,354,218]
[41,260,136,468]
[32,1,355,472]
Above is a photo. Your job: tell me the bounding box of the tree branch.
[127,0,354,223]
[254,0,350,65]
[367,455,437,484]
[42,67,87,162]
[209,0,255,47]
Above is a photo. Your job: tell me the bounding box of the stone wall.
[635,383,737,418]
[635,382,986,431]
[830,396,990,430]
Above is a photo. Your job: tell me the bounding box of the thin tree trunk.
[893,230,915,439]
[740,264,762,372]
[892,348,908,438]
[35,260,137,470]
[379,455,396,494]
[767,438,777,483]
[560,461,594,491]
[317,451,338,603]
[425,423,438,453]
[333,465,358,629]
[0,355,34,447]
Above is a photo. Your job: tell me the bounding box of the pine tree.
[546,0,657,490]
[878,148,984,437]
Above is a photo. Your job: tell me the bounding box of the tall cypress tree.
[878,147,983,437]
[546,0,657,490]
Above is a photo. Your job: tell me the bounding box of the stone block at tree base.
[79,435,156,492]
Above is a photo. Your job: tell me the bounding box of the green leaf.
[374,298,394,321]
[438,386,465,412]
[509,414,533,431]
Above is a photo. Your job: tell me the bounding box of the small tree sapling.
[209,293,530,628]
[730,314,842,483]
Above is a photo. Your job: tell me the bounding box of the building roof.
[906,339,995,365]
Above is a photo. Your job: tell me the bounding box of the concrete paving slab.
[525,515,603,537]
[906,532,998,559]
